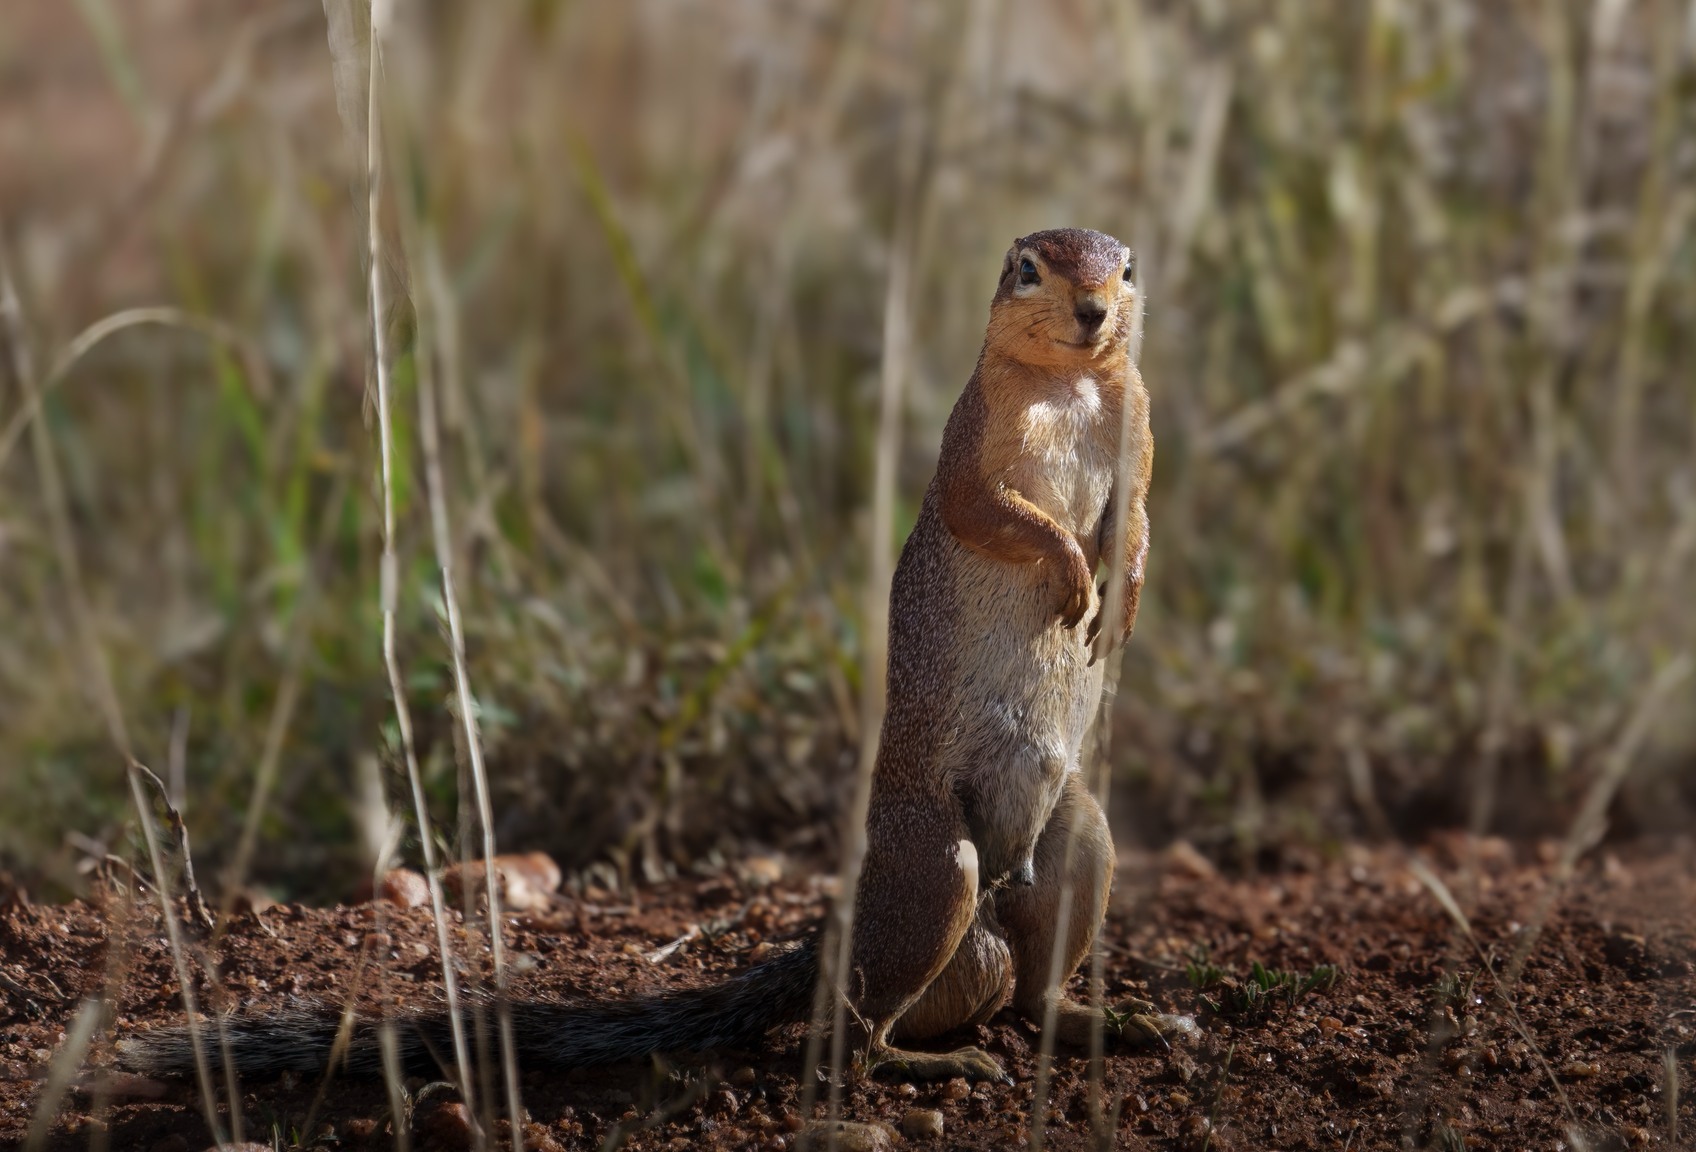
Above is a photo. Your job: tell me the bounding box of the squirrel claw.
[1057,591,1088,630]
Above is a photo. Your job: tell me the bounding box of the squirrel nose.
[1074,297,1108,332]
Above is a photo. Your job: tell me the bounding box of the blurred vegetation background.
[1,0,1693,899]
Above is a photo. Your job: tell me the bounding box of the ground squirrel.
[118,227,1189,1086]
[842,226,1183,1082]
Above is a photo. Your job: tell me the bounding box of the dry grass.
[0,0,1692,896]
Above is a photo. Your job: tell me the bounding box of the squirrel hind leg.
[888,910,1010,1044]
[996,772,1113,1013]
[848,812,1008,1083]
[996,774,1195,1049]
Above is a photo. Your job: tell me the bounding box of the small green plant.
[1427,970,1479,1014]
[1429,1120,1467,1152]
[1187,952,1341,1019]
[1184,947,1227,992]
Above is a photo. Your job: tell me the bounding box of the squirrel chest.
[996,371,1121,562]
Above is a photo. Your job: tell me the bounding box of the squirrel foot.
[1107,997,1198,1048]
[868,1043,1010,1084]
[1038,998,1198,1049]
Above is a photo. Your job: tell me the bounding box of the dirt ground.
[2,836,1693,1152]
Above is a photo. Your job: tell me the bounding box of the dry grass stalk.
[0,307,269,472]
[2,232,242,1143]
[800,227,902,1138]
[1665,1048,1680,1145]
[22,999,103,1152]
[797,44,929,1139]
[414,210,528,1152]
[378,1021,411,1152]
[339,0,480,1129]
[126,759,232,1144]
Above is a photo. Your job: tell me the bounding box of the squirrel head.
[984,228,1136,370]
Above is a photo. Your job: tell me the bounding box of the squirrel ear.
[999,249,1016,282]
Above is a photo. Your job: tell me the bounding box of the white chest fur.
[1015,375,1116,535]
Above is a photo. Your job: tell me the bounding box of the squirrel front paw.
[1053,539,1094,629]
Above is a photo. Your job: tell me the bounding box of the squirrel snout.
[1010,857,1036,887]
[1073,295,1108,335]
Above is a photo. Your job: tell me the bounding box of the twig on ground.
[129,763,213,932]
[645,926,703,965]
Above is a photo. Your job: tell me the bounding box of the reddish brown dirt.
[3,838,1693,1151]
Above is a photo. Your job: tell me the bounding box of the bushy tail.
[117,938,819,1079]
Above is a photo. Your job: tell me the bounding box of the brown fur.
[847,229,1179,1081]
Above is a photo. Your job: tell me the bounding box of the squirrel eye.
[1122,254,1136,283]
[1018,258,1039,286]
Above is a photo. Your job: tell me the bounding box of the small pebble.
[341,1117,379,1141]
[901,1108,945,1138]
[939,1077,971,1101]
[796,1119,896,1152]
[522,1124,566,1152]
[738,854,785,887]
[442,853,561,912]
[421,1101,474,1151]
[1178,1114,1213,1152]
[377,868,429,908]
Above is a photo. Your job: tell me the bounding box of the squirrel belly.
[116,937,819,1079]
[889,497,1107,889]
[890,345,1134,892]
